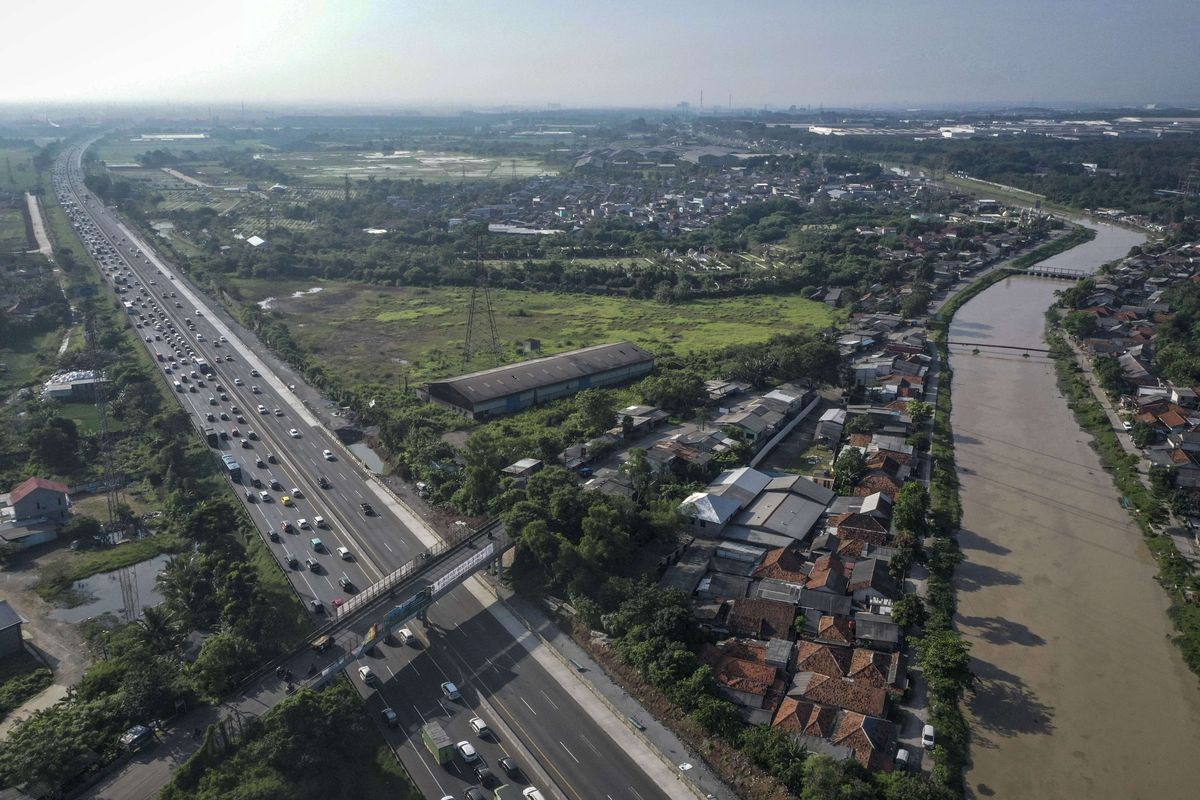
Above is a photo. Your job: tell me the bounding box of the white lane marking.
[520,697,537,716]
[539,690,559,710]
[581,735,601,756]
[629,790,644,800]
[437,700,450,717]
[383,541,394,553]
[558,741,580,764]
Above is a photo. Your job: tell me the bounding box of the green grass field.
[0,207,29,253]
[0,146,39,192]
[233,278,835,383]
[94,136,265,165]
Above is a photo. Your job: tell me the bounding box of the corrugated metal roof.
[427,342,653,408]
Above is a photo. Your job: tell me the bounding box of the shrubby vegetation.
[160,681,413,800]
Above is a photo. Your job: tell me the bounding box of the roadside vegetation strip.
[0,653,53,721]
[160,679,420,800]
[1043,320,1200,677]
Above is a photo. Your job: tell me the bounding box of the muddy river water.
[948,220,1200,799]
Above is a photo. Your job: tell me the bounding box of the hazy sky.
[2,0,1197,108]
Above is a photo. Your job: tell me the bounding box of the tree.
[640,371,707,416]
[916,628,973,704]
[691,695,743,741]
[906,399,933,426]
[59,514,102,542]
[191,631,258,698]
[845,414,878,435]
[1062,310,1097,339]
[892,482,930,536]
[25,416,81,473]
[891,593,927,631]
[572,389,616,436]
[833,447,867,494]
[1092,355,1124,394]
[1130,420,1157,448]
[800,754,877,800]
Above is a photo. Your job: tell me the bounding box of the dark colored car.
[499,756,520,779]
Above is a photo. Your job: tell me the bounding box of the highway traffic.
[56,141,677,800]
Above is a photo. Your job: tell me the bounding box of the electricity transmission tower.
[462,263,502,369]
[85,311,139,621]
[1180,159,1200,198]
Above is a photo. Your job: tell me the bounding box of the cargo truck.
[421,721,454,766]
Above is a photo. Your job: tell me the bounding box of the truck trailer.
[421,721,454,766]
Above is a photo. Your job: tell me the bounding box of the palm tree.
[137,605,185,656]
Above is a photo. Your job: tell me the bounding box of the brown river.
[948,220,1200,799]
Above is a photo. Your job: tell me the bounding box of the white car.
[469,716,490,737]
[234,378,243,386]
[257,404,267,414]
[314,515,326,528]
[291,487,303,498]
[336,546,351,560]
[289,428,301,437]
[522,789,546,800]
[323,449,335,461]
[357,665,377,685]
[274,408,283,416]
[397,627,414,645]
[299,518,311,530]
[455,740,479,762]
[922,724,936,749]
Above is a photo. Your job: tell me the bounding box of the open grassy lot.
[233,278,835,383]
[257,149,554,184]
[0,146,39,192]
[0,207,29,253]
[94,137,265,165]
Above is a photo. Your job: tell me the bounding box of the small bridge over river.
[1020,265,1088,281]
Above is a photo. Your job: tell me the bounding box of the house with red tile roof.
[826,511,889,546]
[805,553,849,594]
[726,598,796,641]
[853,473,903,501]
[814,615,855,646]
[752,547,810,585]
[2,477,70,523]
[700,643,786,712]
[831,712,897,771]
[787,670,888,717]
[771,698,839,738]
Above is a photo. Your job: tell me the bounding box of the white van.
[173,380,182,392]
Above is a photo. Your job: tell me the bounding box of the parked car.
[441,681,460,700]
[358,665,377,685]
[922,724,936,749]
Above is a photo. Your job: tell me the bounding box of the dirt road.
[0,558,90,738]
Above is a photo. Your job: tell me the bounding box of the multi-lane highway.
[56,141,679,800]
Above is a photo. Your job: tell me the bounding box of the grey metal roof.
[427,342,653,408]
[0,600,22,631]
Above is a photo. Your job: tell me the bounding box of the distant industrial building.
[423,342,655,419]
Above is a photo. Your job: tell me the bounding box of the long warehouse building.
[424,342,655,419]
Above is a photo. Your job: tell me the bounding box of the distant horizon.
[1,99,1198,119]
[2,1,1198,110]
